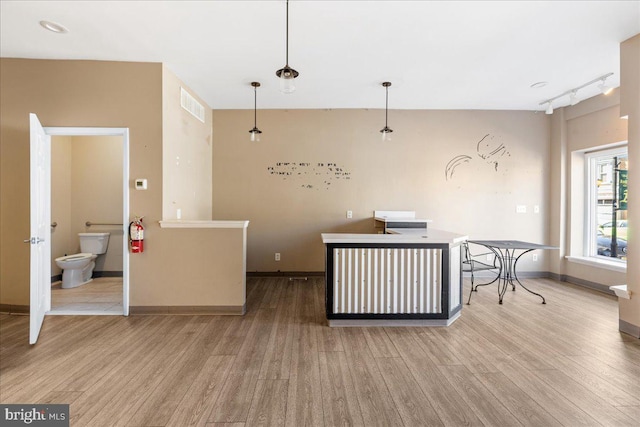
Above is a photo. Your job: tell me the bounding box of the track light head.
[598,78,613,95]
[545,102,553,115]
[569,90,579,106]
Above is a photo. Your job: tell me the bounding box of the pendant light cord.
[254,86,258,127]
[385,85,389,127]
[285,0,290,66]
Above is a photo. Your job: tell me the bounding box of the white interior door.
[29,113,51,344]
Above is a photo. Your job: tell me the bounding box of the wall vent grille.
[180,87,205,123]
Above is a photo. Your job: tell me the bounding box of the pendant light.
[380,82,393,141]
[275,0,299,94]
[249,82,262,142]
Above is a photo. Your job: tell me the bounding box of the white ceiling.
[1,1,639,111]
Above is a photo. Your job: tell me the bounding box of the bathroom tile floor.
[51,277,123,314]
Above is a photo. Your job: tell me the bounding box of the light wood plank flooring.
[1,277,639,426]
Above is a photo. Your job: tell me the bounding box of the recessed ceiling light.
[530,81,548,89]
[39,20,68,34]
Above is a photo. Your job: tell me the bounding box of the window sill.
[565,256,627,273]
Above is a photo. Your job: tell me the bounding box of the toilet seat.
[56,253,93,261]
[55,253,94,264]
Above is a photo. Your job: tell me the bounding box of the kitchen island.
[322,227,467,326]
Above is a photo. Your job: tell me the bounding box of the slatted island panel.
[322,228,467,326]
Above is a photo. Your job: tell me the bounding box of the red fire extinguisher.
[129,216,144,253]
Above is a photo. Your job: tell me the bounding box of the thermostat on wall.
[134,179,148,190]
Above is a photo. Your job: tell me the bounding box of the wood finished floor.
[1,277,639,426]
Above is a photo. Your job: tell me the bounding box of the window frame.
[584,145,628,263]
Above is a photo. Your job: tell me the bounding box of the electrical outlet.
[275,253,281,261]
[534,205,540,214]
[347,210,353,219]
[532,254,538,262]
[516,205,527,213]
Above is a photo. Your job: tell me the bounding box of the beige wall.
[619,34,640,332]
[162,66,213,220]
[0,59,245,309]
[51,136,73,276]
[549,90,628,284]
[566,99,627,286]
[130,227,246,307]
[2,56,634,318]
[213,109,551,273]
[0,59,161,306]
[548,91,628,287]
[51,135,124,275]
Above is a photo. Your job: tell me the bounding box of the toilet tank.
[79,232,110,254]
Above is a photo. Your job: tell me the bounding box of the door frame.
[44,126,130,315]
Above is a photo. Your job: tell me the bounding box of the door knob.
[23,237,45,244]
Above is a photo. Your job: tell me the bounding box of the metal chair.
[462,241,502,304]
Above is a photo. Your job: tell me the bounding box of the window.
[585,146,628,262]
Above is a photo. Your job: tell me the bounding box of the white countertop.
[374,216,433,223]
[322,228,468,245]
[159,220,249,229]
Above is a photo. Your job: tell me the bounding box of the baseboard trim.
[93,271,124,278]
[51,271,123,283]
[129,304,246,315]
[619,319,640,339]
[247,271,324,278]
[0,304,29,314]
[464,270,551,279]
[547,272,615,295]
[466,270,615,295]
[328,311,461,327]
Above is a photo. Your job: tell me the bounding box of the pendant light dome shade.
[276,66,299,94]
[275,0,299,94]
[380,82,393,141]
[249,82,262,141]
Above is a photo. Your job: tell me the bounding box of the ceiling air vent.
[180,87,205,123]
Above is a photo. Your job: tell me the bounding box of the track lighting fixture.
[598,76,613,95]
[539,72,614,114]
[569,90,579,106]
[275,0,299,94]
[249,82,262,142]
[545,102,553,115]
[380,82,393,141]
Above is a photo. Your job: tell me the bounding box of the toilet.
[55,232,110,289]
